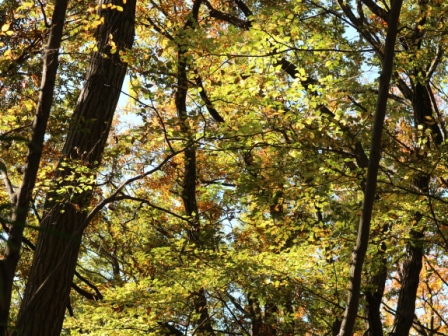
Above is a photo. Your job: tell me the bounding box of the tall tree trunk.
[389,229,423,336]
[13,0,135,334]
[389,82,440,335]
[0,0,68,333]
[338,1,403,335]
[387,4,443,334]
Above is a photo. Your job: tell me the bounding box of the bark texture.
[13,0,135,334]
[0,0,68,333]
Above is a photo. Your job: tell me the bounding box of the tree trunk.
[338,1,403,334]
[389,230,423,336]
[0,0,68,332]
[365,253,387,336]
[173,1,216,334]
[388,85,434,336]
[362,222,388,336]
[248,295,263,335]
[13,0,135,334]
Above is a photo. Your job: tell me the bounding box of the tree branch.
[361,0,389,21]
[233,0,253,17]
[203,0,251,30]
[0,162,15,203]
[195,75,225,122]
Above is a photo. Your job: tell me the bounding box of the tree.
[1,0,448,335]
[1,0,136,334]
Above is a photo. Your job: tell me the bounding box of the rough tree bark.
[13,0,135,334]
[0,0,68,333]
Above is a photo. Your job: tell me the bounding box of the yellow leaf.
[1,23,10,32]
[116,6,123,11]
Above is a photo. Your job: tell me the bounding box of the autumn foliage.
[1,0,448,335]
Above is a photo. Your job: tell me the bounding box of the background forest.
[0,0,448,335]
